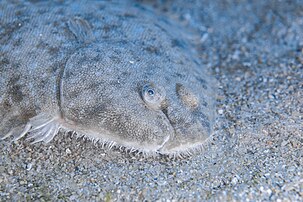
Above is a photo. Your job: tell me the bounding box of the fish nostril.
[176,83,199,109]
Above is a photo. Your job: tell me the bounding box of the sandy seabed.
[1,0,302,201]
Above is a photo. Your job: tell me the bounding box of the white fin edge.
[26,114,62,144]
[1,114,62,144]
[1,113,214,159]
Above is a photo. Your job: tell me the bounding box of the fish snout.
[158,104,212,154]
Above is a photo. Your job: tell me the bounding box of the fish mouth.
[156,106,211,155]
[156,106,176,152]
[157,126,210,155]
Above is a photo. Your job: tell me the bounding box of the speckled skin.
[0,1,215,155]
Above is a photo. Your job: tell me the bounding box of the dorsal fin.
[67,16,95,43]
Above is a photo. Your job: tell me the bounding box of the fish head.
[61,42,215,155]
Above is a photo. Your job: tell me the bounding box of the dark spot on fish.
[144,45,160,55]
[52,21,60,27]
[3,99,12,109]
[36,40,48,49]
[171,39,186,49]
[55,8,65,15]
[63,26,75,39]
[15,9,24,17]
[175,59,184,65]
[97,4,105,10]
[38,80,47,90]
[0,21,26,43]
[109,80,123,87]
[123,12,137,18]
[164,76,171,83]
[201,100,208,107]
[109,55,121,63]
[19,109,37,122]
[102,24,118,33]
[174,72,186,79]
[196,78,206,84]
[48,46,59,55]
[0,57,10,66]
[12,38,22,47]
[196,77,208,90]
[121,71,131,77]
[38,8,48,15]
[7,75,20,86]
[175,83,183,93]
[10,83,24,103]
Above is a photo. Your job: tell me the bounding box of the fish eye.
[147,89,155,96]
[141,83,166,110]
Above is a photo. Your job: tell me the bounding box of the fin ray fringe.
[1,113,215,159]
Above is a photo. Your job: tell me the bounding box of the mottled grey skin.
[0,1,215,155]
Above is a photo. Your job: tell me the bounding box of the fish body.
[0,1,215,155]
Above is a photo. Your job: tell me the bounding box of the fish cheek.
[60,46,108,124]
[62,90,171,149]
[94,106,171,144]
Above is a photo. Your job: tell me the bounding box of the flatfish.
[0,1,215,156]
